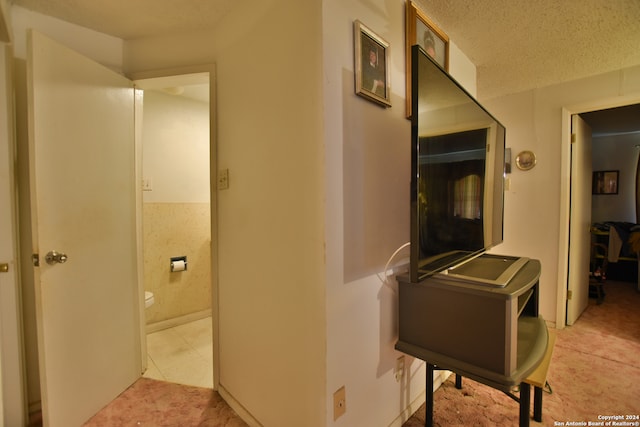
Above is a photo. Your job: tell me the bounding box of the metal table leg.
[533,386,542,422]
[455,374,462,389]
[426,363,434,427]
[519,382,530,427]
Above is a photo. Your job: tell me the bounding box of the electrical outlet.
[333,386,346,420]
[218,168,229,190]
[395,355,405,382]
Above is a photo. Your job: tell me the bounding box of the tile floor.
[143,316,214,389]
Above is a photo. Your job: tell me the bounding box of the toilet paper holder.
[170,256,187,272]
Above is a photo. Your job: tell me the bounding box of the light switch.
[142,177,153,191]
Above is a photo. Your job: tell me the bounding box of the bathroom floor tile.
[144,316,213,389]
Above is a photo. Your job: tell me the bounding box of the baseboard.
[214,362,450,427]
[218,383,263,427]
[387,389,426,427]
[145,309,212,333]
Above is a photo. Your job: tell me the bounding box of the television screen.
[410,45,506,283]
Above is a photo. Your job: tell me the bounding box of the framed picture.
[405,1,449,117]
[592,170,619,195]
[354,20,392,107]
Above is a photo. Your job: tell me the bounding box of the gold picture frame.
[354,20,392,108]
[405,1,449,117]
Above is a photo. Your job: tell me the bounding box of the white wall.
[483,66,640,325]
[126,0,479,424]
[141,90,212,325]
[126,1,326,425]
[321,1,476,425]
[591,134,640,223]
[141,90,210,203]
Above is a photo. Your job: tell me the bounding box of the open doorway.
[133,69,218,390]
[564,102,640,325]
[580,103,640,294]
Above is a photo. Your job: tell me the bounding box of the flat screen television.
[410,45,506,283]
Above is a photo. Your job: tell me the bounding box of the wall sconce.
[515,150,537,171]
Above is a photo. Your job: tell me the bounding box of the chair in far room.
[589,242,608,304]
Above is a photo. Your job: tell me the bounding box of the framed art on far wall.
[354,20,392,108]
[592,170,619,195]
[405,0,449,117]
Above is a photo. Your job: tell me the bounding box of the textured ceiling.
[414,0,640,100]
[10,0,640,132]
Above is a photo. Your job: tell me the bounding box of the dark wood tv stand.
[395,255,547,427]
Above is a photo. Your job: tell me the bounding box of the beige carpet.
[81,280,640,426]
[83,378,247,427]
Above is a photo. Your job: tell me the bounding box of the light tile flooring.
[143,316,214,389]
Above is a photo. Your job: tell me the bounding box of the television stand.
[395,256,547,426]
[439,253,530,287]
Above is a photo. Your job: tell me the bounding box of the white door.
[27,30,141,426]
[566,114,593,325]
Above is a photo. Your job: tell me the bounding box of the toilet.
[145,291,155,308]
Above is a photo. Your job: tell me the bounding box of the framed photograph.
[592,170,619,195]
[405,1,449,117]
[354,20,392,107]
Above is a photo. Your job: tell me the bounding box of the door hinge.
[32,254,40,267]
[567,290,573,300]
[571,133,576,143]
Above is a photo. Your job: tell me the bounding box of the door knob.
[45,251,68,265]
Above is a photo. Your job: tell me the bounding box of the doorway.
[562,101,640,326]
[133,68,218,390]
[16,32,219,424]
[581,103,640,294]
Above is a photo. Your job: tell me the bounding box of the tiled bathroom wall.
[143,202,211,325]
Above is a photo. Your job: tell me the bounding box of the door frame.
[129,64,219,390]
[0,43,27,426]
[557,93,640,328]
